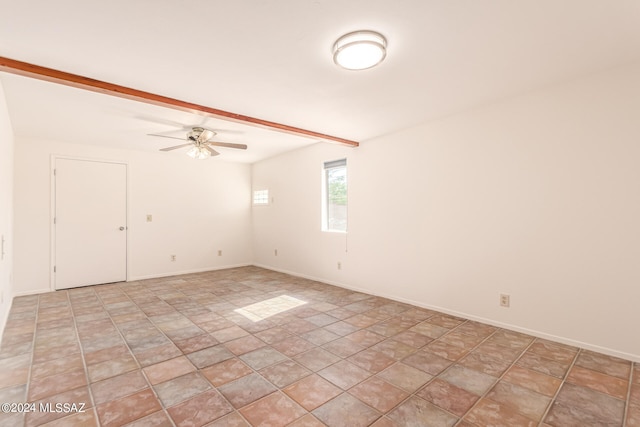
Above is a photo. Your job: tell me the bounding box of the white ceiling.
[0,73,320,163]
[1,0,639,163]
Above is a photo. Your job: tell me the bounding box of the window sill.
[322,229,347,234]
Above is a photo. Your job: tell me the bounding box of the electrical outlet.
[218,250,222,256]
[500,294,510,307]
[337,262,341,270]
[274,249,278,256]
[171,255,176,262]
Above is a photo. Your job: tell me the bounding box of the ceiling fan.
[148,127,247,159]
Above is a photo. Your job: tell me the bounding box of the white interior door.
[55,158,127,289]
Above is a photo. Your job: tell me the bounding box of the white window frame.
[322,159,347,233]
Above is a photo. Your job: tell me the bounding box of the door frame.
[50,155,130,291]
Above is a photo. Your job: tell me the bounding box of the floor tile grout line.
[26,291,92,425]
[168,274,628,424]
[536,347,582,427]
[120,286,198,366]
[196,275,327,426]
[203,298,310,425]
[65,289,100,426]
[25,284,424,424]
[622,361,634,427]
[447,322,502,427]
[446,321,529,426]
[99,283,178,427]
[215,289,411,424]
[388,319,490,425]
[117,277,265,426]
[216,303,348,423]
[81,288,135,425]
[449,321,579,426]
[324,316,495,426]
[313,275,638,419]
[66,285,165,425]
[9,268,637,427]
[249,275,496,423]
[21,293,39,426]
[336,315,518,425]
[508,336,566,427]
[250,304,408,420]
[263,303,487,424]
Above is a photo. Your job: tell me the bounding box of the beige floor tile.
[1,266,635,427]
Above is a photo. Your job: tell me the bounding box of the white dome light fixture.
[333,30,387,71]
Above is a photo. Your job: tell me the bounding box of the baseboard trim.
[0,299,12,343]
[127,263,252,281]
[13,288,49,298]
[12,264,252,297]
[252,263,640,363]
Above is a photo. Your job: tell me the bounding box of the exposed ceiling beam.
[0,56,359,147]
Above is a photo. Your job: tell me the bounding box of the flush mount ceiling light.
[333,30,387,70]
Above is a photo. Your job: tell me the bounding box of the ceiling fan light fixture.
[151,126,245,157]
[333,30,387,70]
[186,145,211,160]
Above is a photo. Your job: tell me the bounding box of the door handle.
[119,226,126,231]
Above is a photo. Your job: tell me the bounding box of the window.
[253,189,269,205]
[323,159,347,232]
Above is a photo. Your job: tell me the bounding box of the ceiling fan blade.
[204,146,220,156]
[159,143,194,151]
[148,133,186,141]
[198,129,216,143]
[210,128,244,135]
[208,141,248,150]
[135,115,189,129]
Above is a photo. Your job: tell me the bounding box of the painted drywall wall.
[0,81,15,338]
[252,143,353,277]
[252,62,640,361]
[13,138,252,295]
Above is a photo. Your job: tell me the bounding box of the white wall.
[252,62,640,361]
[13,138,252,295]
[0,81,15,338]
[252,143,352,277]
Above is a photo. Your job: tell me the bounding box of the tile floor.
[0,266,637,426]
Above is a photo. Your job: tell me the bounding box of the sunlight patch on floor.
[234,295,307,321]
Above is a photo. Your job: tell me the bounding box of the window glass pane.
[253,189,269,205]
[325,162,347,231]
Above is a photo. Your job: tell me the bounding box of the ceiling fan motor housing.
[188,127,216,144]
